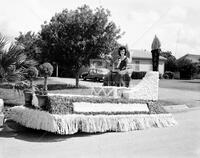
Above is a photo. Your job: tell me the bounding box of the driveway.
[50,77,103,87]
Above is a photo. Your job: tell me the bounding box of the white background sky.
[0,0,200,58]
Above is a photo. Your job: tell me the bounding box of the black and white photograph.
[0,0,200,158]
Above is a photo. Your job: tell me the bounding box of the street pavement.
[0,108,200,158]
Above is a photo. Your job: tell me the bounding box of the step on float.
[5,71,177,135]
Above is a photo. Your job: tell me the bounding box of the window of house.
[134,60,140,71]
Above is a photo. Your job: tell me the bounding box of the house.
[177,54,200,63]
[129,49,166,75]
[86,49,166,75]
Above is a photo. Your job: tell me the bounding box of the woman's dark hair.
[118,46,127,56]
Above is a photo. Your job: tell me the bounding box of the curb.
[162,104,189,113]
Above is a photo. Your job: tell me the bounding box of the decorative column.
[151,35,161,71]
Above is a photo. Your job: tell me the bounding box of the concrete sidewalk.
[0,108,200,158]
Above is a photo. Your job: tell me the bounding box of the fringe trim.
[8,106,177,135]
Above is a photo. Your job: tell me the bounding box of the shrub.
[163,73,169,79]
[131,71,146,79]
[43,96,74,114]
[39,62,54,77]
[25,67,38,80]
[42,95,167,114]
[43,95,150,114]
[177,59,197,79]
[163,71,175,79]
[39,62,54,92]
[173,72,180,79]
[0,36,38,82]
[14,67,38,94]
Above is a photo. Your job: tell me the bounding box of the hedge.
[163,71,175,79]
[40,95,167,115]
[131,71,146,79]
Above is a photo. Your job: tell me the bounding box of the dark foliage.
[39,62,54,77]
[163,71,175,79]
[0,33,38,82]
[39,5,122,87]
[15,31,42,62]
[42,95,167,115]
[160,51,177,72]
[177,59,197,79]
[131,71,146,79]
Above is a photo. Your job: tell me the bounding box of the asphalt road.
[0,108,200,158]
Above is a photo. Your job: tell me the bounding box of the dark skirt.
[103,70,130,87]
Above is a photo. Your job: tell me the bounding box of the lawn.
[130,79,200,91]
[0,78,89,106]
[0,77,199,106]
[159,79,200,91]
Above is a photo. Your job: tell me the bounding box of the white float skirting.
[8,106,177,135]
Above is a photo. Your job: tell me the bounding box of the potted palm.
[14,67,38,108]
[36,62,53,109]
[151,35,161,71]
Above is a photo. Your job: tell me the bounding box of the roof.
[177,54,200,63]
[129,49,166,60]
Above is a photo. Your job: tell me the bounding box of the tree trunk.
[75,73,79,88]
[56,64,58,77]
[30,80,33,91]
[44,77,48,91]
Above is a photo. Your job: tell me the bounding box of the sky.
[0,0,200,58]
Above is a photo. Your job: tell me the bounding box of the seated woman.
[103,46,130,87]
[116,46,128,71]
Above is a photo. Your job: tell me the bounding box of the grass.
[159,79,200,91]
[130,79,200,91]
[0,77,199,107]
[0,77,88,106]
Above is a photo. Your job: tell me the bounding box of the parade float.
[4,71,177,135]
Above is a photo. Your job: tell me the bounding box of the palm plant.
[0,34,37,83]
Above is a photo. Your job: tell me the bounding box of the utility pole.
[175,28,181,57]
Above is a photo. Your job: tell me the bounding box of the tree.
[15,31,42,62]
[39,62,54,92]
[160,51,177,72]
[196,59,200,74]
[0,33,37,82]
[40,5,122,87]
[177,59,197,79]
